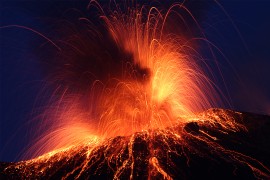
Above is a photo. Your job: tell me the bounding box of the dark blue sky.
[1,0,270,162]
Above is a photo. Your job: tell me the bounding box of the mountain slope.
[1,109,270,179]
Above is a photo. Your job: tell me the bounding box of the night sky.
[1,0,270,162]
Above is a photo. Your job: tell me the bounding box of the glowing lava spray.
[26,1,221,157]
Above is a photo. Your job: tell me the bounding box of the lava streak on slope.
[1,109,270,179]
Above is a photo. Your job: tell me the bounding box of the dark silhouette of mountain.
[1,109,270,179]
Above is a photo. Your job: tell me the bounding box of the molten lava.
[2,109,270,179]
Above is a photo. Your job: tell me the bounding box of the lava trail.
[2,109,270,179]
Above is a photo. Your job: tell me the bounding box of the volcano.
[2,0,270,179]
[1,108,270,179]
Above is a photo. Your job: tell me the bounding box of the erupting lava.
[1,1,270,179]
[25,1,221,158]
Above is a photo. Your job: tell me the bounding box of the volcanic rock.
[1,108,270,179]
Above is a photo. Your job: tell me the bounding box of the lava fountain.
[25,1,221,158]
[2,1,270,179]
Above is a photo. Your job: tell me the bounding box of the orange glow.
[88,2,221,138]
